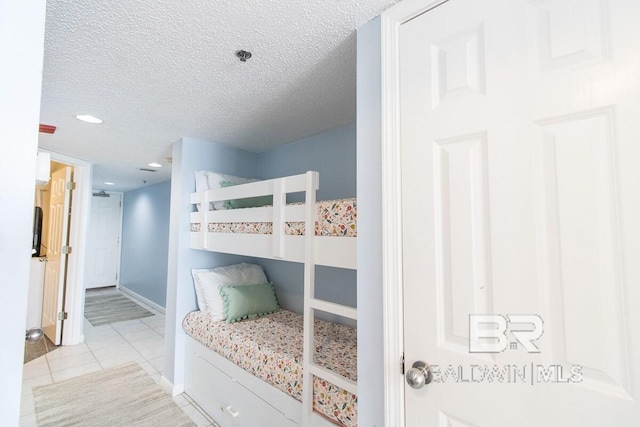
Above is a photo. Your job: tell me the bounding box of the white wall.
[356,17,385,426]
[0,0,47,423]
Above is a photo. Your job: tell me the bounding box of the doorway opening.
[26,150,93,349]
[85,191,123,290]
[25,160,74,362]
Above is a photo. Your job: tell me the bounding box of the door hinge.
[66,181,76,190]
[57,311,68,321]
[401,353,405,375]
[115,273,118,281]
[62,245,72,255]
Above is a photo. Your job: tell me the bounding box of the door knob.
[406,361,433,389]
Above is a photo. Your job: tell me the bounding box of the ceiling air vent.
[39,124,57,134]
[138,168,157,172]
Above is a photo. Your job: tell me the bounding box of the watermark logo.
[426,314,583,385]
[430,364,583,384]
[469,314,543,353]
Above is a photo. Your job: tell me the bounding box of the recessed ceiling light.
[75,114,103,124]
[104,181,115,186]
[147,162,162,168]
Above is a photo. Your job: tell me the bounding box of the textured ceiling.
[38,0,397,192]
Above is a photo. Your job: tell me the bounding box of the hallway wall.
[120,180,172,308]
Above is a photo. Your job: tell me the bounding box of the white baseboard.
[62,334,85,346]
[159,375,184,397]
[118,286,166,315]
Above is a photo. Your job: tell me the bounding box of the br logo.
[469,315,543,353]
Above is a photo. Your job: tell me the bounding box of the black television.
[32,206,43,257]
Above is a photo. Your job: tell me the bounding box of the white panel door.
[399,0,640,425]
[42,166,72,345]
[85,193,122,289]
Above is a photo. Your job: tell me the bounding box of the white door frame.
[41,149,92,345]
[111,191,123,289]
[380,0,449,425]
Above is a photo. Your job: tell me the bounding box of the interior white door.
[42,166,72,345]
[85,193,122,289]
[399,0,640,425]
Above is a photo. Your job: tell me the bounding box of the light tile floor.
[20,288,218,427]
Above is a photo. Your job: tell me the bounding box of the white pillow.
[207,172,257,210]
[193,171,257,211]
[190,263,268,321]
[194,171,209,193]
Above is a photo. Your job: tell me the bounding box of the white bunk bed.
[189,171,356,270]
[185,171,357,427]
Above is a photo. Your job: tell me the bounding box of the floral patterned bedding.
[190,198,357,237]
[182,310,357,426]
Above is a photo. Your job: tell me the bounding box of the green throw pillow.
[220,180,273,209]
[220,283,280,323]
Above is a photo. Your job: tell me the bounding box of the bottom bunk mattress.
[182,310,357,426]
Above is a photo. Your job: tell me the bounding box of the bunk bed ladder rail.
[301,171,357,427]
[202,187,211,249]
[302,170,317,427]
[272,177,286,259]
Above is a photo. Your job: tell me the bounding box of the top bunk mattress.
[183,310,357,426]
[190,198,357,237]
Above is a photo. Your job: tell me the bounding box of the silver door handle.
[406,361,433,389]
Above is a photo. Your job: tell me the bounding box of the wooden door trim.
[380,1,449,425]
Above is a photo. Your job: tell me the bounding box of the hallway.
[20,289,217,426]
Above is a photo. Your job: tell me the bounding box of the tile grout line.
[189,398,217,425]
[83,324,113,372]
[110,321,160,367]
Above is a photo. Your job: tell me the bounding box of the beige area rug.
[33,362,195,427]
[85,291,154,326]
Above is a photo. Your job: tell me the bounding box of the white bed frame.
[187,171,357,427]
[189,171,357,270]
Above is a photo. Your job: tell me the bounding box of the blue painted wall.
[164,138,262,389]
[254,260,357,325]
[254,123,357,324]
[120,180,172,308]
[256,124,356,202]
